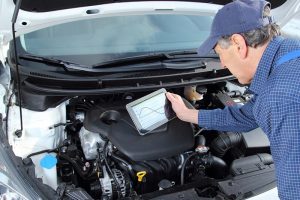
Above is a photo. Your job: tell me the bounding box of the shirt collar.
[249,36,284,94]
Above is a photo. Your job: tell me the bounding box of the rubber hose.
[211,132,242,157]
[207,155,228,178]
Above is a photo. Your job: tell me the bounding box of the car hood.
[0,0,299,45]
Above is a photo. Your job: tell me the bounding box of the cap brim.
[197,35,219,57]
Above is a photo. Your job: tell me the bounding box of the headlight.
[0,133,44,200]
[0,165,39,200]
[0,170,29,200]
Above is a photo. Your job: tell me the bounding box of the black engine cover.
[84,108,194,161]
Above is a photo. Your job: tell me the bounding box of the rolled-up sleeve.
[198,96,259,132]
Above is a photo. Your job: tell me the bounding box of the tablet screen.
[126,88,176,135]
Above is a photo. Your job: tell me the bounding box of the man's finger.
[166,92,174,101]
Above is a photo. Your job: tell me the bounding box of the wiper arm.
[92,53,169,68]
[166,49,218,58]
[92,50,218,68]
[162,59,206,69]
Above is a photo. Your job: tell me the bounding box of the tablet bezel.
[126,88,175,135]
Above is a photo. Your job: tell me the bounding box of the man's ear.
[231,34,248,59]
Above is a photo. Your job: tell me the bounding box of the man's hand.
[166,92,199,124]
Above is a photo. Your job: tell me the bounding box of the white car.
[0,0,299,199]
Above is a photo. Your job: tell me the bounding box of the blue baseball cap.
[197,0,274,56]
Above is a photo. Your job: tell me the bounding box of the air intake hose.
[211,132,242,158]
[203,155,228,178]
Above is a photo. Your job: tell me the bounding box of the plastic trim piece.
[23,75,235,95]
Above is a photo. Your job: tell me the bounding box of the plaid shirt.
[198,37,300,200]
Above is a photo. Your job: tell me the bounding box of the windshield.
[19,14,213,65]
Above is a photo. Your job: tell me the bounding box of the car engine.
[7,83,273,200]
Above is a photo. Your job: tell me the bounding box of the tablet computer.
[126,88,176,135]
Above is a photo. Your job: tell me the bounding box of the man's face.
[214,42,253,84]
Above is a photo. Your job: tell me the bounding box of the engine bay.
[6,82,275,200]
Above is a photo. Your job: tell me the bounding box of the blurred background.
[282,12,300,39]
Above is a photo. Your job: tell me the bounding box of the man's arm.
[166,92,258,132]
[198,96,258,132]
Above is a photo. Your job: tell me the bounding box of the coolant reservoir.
[8,103,66,190]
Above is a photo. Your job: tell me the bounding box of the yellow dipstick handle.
[136,171,147,182]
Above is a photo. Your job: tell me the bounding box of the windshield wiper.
[19,54,155,72]
[19,51,216,73]
[18,54,162,72]
[92,50,218,68]
[19,54,100,72]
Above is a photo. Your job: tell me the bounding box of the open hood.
[0,0,299,44]
[0,1,293,200]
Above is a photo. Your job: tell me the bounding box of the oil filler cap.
[40,154,57,169]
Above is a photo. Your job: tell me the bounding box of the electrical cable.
[194,127,205,137]
[180,152,198,185]
[26,144,66,158]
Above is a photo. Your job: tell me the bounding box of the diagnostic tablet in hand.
[126,88,176,135]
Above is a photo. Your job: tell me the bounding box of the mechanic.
[166,0,300,199]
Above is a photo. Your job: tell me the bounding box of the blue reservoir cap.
[40,154,57,169]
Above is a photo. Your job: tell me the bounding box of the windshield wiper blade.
[19,54,166,72]
[19,51,209,73]
[19,54,94,72]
